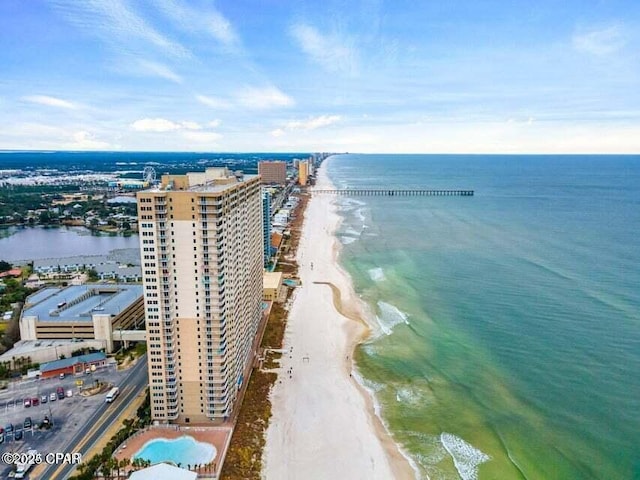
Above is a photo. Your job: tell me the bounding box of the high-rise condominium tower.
[258,160,287,184]
[137,167,263,424]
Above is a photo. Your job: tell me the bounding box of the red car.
[31,397,39,407]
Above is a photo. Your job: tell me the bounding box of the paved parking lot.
[0,361,129,477]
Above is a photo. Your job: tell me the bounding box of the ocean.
[326,154,640,480]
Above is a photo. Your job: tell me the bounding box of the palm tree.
[120,457,131,477]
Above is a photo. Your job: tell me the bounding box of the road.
[36,356,148,480]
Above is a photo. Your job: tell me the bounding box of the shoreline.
[263,158,416,480]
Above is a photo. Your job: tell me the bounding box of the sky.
[0,0,639,153]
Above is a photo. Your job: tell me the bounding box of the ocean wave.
[338,197,367,208]
[376,301,410,335]
[440,432,491,480]
[368,267,386,282]
[395,386,421,405]
[339,236,357,245]
[361,343,378,356]
[398,432,450,479]
[351,370,384,417]
[343,227,361,237]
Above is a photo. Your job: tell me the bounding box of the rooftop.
[0,339,104,363]
[40,352,107,373]
[129,463,197,480]
[146,167,258,193]
[263,271,283,289]
[23,284,143,322]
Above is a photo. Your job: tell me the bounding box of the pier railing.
[313,189,474,196]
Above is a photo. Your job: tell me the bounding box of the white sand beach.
[263,160,415,480]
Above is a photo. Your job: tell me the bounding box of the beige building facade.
[138,168,263,424]
[263,272,284,301]
[258,161,287,184]
[298,160,309,185]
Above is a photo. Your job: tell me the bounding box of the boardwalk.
[313,189,474,196]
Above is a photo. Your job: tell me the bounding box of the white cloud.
[182,131,222,143]
[285,115,341,130]
[22,95,78,109]
[138,60,183,83]
[68,131,111,149]
[197,88,294,111]
[130,118,182,132]
[130,118,205,132]
[153,0,239,47]
[572,24,627,55]
[271,115,341,137]
[50,0,191,58]
[180,121,202,130]
[208,120,222,128]
[290,23,358,74]
[196,95,233,109]
[235,86,295,109]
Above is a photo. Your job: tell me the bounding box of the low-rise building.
[20,284,144,353]
[263,272,284,301]
[39,352,107,379]
[130,464,197,480]
[0,339,107,368]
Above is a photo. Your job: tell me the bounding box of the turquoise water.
[133,435,216,467]
[327,155,640,480]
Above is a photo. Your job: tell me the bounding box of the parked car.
[5,424,13,434]
[23,417,32,429]
[23,398,31,408]
[41,394,48,404]
[56,387,65,400]
[14,429,23,441]
[66,389,73,398]
[31,397,39,407]
[49,392,57,402]
[59,373,65,379]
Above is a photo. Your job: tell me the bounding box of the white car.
[49,392,57,402]
[66,389,73,398]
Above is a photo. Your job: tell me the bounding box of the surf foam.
[440,432,491,480]
[368,267,386,282]
[376,301,410,335]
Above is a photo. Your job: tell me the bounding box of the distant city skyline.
[1,0,639,153]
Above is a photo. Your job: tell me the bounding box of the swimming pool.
[133,435,216,467]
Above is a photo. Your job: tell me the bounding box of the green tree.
[87,269,99,282]
[0,260,11,272]
[38,211,51,224]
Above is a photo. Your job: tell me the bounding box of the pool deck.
[113,301,274,477]
[114,425,232,477]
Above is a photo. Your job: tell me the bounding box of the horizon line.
[1,149,639,156]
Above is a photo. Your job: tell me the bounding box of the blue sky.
[0,0,639,152]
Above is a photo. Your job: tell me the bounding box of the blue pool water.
[133,435,216,467]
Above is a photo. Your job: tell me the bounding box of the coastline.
[263,158,415,480]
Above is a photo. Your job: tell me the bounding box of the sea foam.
[340,236,357,245]
[376,301,410,335]
[368,267,386,282]
[440,432,491,480]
